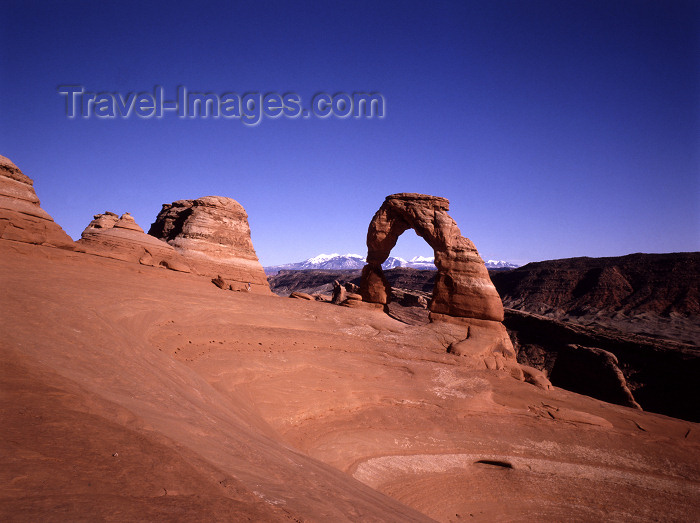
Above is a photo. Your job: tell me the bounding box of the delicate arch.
[360,193,504,322]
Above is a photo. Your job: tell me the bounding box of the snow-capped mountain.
[299,253,366,270]
[265,253,365,272]
[484,260,519,269]
[265,253,413,273]
[381,256,408,269]
[406,256,437,270]
[265,253,518,274]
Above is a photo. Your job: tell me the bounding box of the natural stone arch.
[360,193,504,322]
[360,193,553,389]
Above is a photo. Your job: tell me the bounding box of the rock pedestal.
[0,155,74,249]
[148,196,270,294]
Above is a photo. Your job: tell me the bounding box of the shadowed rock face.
[0,155,74,249]
[77,212,191,273]
[549,344,641,409]
[149,196,271,294]
[361,193,504,321]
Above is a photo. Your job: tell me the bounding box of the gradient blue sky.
[2,0,698,265]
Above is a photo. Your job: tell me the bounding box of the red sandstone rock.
[290,291,314,300]
[331,280,347,304]
[361,194,525,381]
[77,212,190,273]
[342,299,385,310]
[2,241,699,522]
[212,275,229,289]
[521,364,554,390]
[0,155,74,249]
[85,211,119,229]
[549,344,641,409]
[149,196,270,294]
[361,193,503,322]
[113,212,144,232]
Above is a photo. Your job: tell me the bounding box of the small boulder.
[290,291,314,300]
[521,365,553,390]
[212,275,230,290]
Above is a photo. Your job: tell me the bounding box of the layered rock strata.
[148,197,270,294]
[0,155,74,249]
[77,212,190,272]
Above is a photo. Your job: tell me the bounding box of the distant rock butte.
[0,155,74,249]
[149,196,271,294]
[76,212,191,273]
[361,193,547,386]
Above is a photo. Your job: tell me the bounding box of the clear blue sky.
[1,0,698,266]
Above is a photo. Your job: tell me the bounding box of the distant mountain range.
[264,253,518,274]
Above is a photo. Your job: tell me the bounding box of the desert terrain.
[2,156,699,521]
[4,240,700,522]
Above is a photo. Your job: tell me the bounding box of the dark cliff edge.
[504,309,699,421]
[490,252,700,422]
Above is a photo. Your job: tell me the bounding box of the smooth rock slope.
[2,240,699,522]
[2,160,699,522]
[77,212,191,272]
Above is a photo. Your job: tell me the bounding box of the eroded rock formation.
[77,212,191,272]
[360,194,548,385]
[0,155,74,249]
[331,280,347,305]
[361,194,503,320]
[149,196,270,294]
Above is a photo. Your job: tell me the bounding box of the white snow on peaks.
[265,253,518,274]
[484,260,519,269]
[409,255,435,263]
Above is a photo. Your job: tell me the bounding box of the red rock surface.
[2,240,699,522]
[0,155,74,249]
[76,212,191,272]
[149,196,271,294]
[267,259,700,421]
